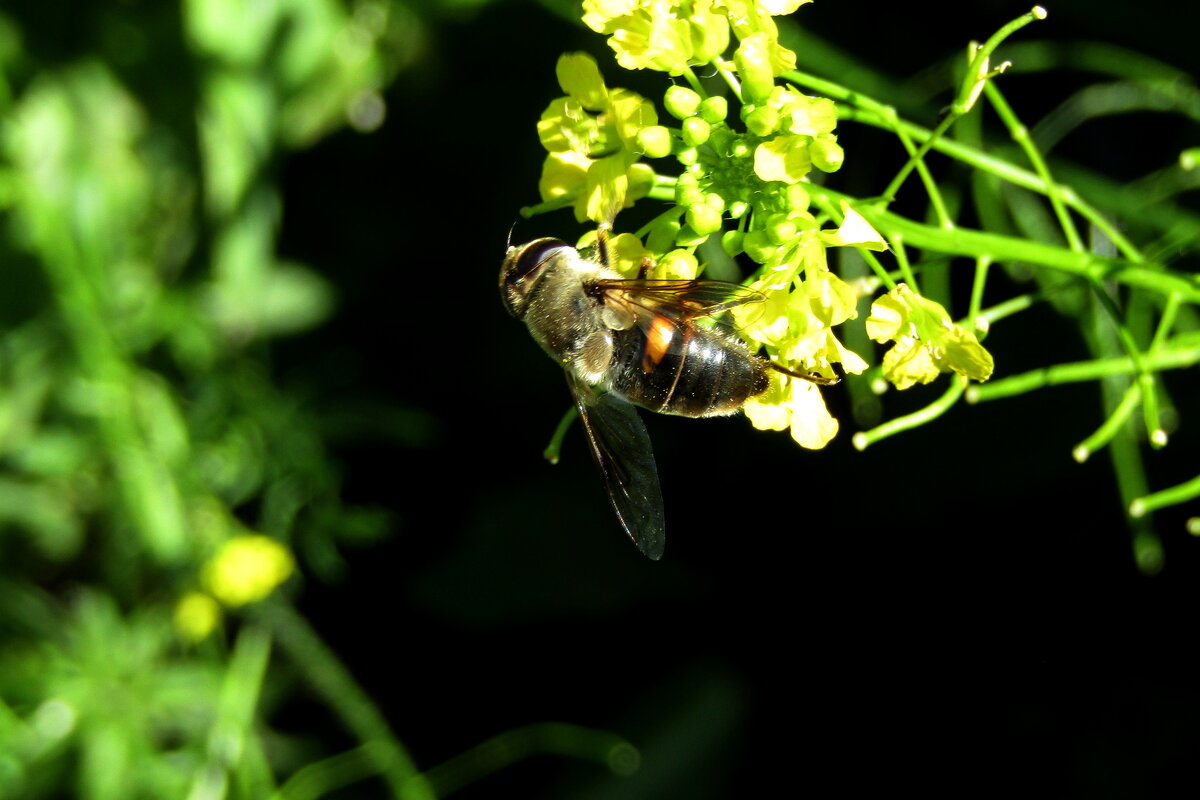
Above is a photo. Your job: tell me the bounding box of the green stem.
[968,256,992,333]
[420,723,639,797]
[956,7,1049,112]
[965,331,1200,402]
[543,405,579,465]
[1130,474,1200,518]
[852,377,966,450]
[253,600,432,800]
[714,58,743,103]
[974,292,1036,327]
[1141,293,1182,446]
[1073,381,1140,463]
[889,236,920,293]
[806,185,1200,303]
[835,107,1145,261]
[681,66,706,97]
[273,743,398,800]
[984,81,1084,252]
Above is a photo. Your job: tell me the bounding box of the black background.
[277,0,1198,795]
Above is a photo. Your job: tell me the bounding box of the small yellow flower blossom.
[866,283,995,390]
[583,0,731,75]
[174,591,222,643]
[537,52,658,222]
[583,0,808,88]
[751,89,841,182]
[743,371,839,449]
[201,534,295,607]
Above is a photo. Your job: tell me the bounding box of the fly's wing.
[566,370,665,560]
[596,279,764,319]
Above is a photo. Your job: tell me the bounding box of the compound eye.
[504,238,569,282]
[500,237,571,318]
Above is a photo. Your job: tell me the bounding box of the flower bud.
[686,203,723,236]
[811,134,844,173]
[766,213,797,245]
[664,85,702,120]
[699,96,728,124]
[743,229,777,263]
[734,34,774,104]
[785,184,810,211]
[721,229,745,256]
[637,125,673,159]
[681,116,711,147]
[659,249,700,280]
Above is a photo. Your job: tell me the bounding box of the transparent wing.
[566,370,665,560]
[596,278,765,319]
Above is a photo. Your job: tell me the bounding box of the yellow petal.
[788,380,838,449]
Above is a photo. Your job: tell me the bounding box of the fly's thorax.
[504,240,623,384]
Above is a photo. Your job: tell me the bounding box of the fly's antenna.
[506,220,519,250]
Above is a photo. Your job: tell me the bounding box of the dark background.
[84,0,1199,794]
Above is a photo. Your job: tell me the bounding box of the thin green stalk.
[1141,293,1182,446]
[714,58,743,103]
[889,236,920,292]
[192,624,276,797]
[975,292,1037,327]
[1073,381,1140,463]
[253,600,432,800]
[984,81,1084,252]
[1130,474,1200,518]
[835,106,1145,261]
[420,723,639,798]
[967,256,992,332]
[806,184,1200,303]
[965,330,1200,402]
[273,743,397,800]
[543,405,580,465]
[681,66,706,97]
[852,378,966,450]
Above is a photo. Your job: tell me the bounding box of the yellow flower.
[867,283,994,390]
[743,371,839,449]
[174,591,222,643]
[202,534,295,607]
[536,53,658,222]
[584,0,730,75]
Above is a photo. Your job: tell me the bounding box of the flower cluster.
[526,1,995,449]
[732,206,884,448]
[582,0,808,87]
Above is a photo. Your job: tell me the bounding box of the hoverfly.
[500,225,835,559]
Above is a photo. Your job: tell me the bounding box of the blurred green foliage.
[0,1,422,796]
[1,0,1197,797]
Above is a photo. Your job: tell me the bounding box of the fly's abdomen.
[605,324,770,418]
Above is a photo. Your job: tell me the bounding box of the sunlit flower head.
[866,283,994,390]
